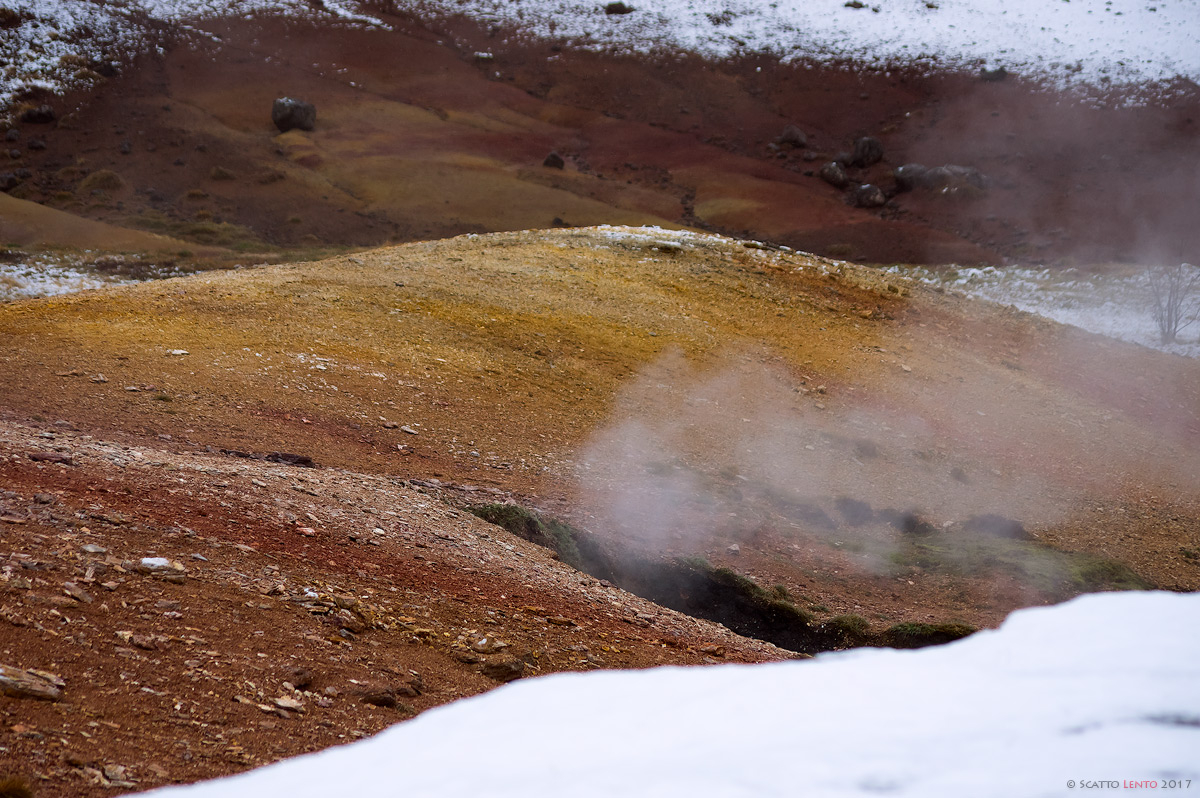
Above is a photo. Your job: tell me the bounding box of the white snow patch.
[896,263,1200,358]
[421,0,1200,92]
[0,0,388,113]
[144,590,1200,797]
[0,258,133,301]
[2,0,1198,113]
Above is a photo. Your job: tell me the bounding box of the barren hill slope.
[2,226,1199,795]
[7,11,1199,267]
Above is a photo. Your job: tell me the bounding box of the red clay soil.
[0,416,786,797]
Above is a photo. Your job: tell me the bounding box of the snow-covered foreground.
[897,263,1200,358]
[2,0,1198,112]
[146,591,1200,797]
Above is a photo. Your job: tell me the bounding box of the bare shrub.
[0,8,28,29]
[78,169,125,193]
[1149,262,1200,344]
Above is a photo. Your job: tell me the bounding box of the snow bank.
[897,263,1200,358]
[0,0,388,114]
[3,0,1198,113]
[423,0,1200,91]
[145,590,1200,797]
[0,259,132,301]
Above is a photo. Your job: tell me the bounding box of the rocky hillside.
[2,4,1200,794]
[0,412,785,796]
[1,226,1198,794]
[2,10,1198,267]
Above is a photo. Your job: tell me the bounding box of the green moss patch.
[884,621,977,649]
[468,503,582,568]
[889,532,1153,597]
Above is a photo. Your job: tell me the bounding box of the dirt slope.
[2,225,1197,596]
[0,194,211,254]
[0,416,783,796]
[5,12,1197,266]
[2,227,1199,795]
[2,8,1199,794]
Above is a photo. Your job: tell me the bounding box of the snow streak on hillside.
[145,591,1200,797]
[0,0,387,113]
[895,263,1200,358]
[426,0,1200,90]
[2,0,1198,112]
[0,257,131,301]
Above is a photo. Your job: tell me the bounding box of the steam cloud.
[574,345,1093,563]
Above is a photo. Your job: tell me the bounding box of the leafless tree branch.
[1149,262,1200,344]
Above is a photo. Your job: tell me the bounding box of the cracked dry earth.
[0,420,784,796]
[1,227,1199,796]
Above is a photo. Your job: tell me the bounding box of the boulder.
[480,657,526,683]
[359,686,399,708]
[921,166,954,189]
[848,136,884,168]
[835,497,874,527]
[883,510,937,536]
[893,163,927,192]
[776,124,807,149]
[543,151,565,169]
[287,667,315,690]
[980,66,1008,82]
[946,164,989,189]
[604,2,635,13]
[271,97,316,133]
[19,105,55,124]
[923,164,988,191]
[818,161,850,189]
[266,452,316,467]
[851,183,887,208]
[91,58,119,77]
[0,172,19,192]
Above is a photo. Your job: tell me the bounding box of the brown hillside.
[0,194,211,254]
[2,226,1200,794]
[2,3,1200,785]
[5,12,1198,266]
